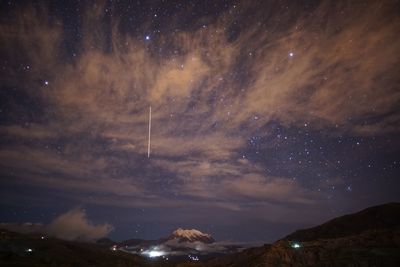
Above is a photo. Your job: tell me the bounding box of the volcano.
[167,228,215,243]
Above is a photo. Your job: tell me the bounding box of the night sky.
[0,0,399,242]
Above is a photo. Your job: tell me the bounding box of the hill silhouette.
[284,202,400,241]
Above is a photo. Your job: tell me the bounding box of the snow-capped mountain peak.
[170,228,214,243]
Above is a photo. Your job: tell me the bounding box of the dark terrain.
[0,230,168,267]
[1,203,400,267]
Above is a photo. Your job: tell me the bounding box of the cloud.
[0,0,399,217]
[180,173,314,205]
[0,208,113,242]
[133,238,260,257]
[153,157,315,205]
[223,174,314,204]
[46,208,113,241]
[3,1,400,132]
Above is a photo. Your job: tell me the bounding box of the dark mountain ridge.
[198,202,400,267]
[284,202,400,242]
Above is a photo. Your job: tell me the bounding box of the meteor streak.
[147,106,152,158]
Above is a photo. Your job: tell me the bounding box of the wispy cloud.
[0,0,399,217]
[46,208,113,241]
[1,208,113,241]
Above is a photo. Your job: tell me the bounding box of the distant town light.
[148,250,164,257]
[188,254,199,261]
[142,247,166,258]
[291,242,302,249]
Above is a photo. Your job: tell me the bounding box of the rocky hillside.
[194,228,400,267]
[0,229,167,267]
[181,202,400,267]
[284,202,400,241]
